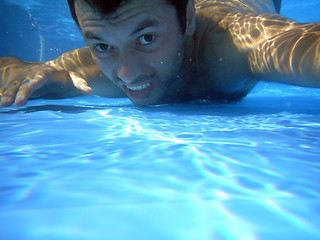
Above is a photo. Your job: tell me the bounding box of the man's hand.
[0,57,93,107]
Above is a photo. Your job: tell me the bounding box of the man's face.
[76,0,190,106]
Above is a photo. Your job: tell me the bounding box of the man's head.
[67,0,196,106]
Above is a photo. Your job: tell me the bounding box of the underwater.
[0,0,320,239]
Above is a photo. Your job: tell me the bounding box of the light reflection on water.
[1,0,320,237]
[0,96,320,239]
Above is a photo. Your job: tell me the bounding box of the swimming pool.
[1,1,320,239]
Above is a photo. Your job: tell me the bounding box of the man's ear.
[185,0,196,36]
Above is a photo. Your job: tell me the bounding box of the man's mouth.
[122,82,154,99]
[126,82,151,91]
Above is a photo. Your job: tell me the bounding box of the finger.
[0,80,21,107]
[69,72,93,95]
[0,87,5,95]
[14,75,45,106]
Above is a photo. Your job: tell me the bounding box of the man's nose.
[116,50,142,83]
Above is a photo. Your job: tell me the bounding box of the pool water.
[1,1,320,240]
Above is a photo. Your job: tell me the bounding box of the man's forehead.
[76,0,172,25]
[75,0,169,16]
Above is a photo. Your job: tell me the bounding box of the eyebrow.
[84,31,104,41]
[130,18,160,36]
[84,18,160,41]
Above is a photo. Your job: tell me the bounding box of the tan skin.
[0,0,319,107]
[76,0,196,106]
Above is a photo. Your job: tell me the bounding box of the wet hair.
[67,0,189,33]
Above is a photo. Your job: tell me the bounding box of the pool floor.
[0,94,320,239]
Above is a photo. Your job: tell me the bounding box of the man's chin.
[129,96,162,107]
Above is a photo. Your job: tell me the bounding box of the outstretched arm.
[228,13,320,87]
[0,47,125,107]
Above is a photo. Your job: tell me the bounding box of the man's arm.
[0,47,125,107]
[228,13,320,87]
[47,47,125,97]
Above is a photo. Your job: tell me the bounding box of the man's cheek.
[95,61,112,79]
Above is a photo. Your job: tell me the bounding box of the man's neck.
[181,35,199,98]
[165,35,197,104]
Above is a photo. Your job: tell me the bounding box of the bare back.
[191,0,320,102]
[189,0,278,102]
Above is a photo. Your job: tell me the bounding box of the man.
[0,0,319,107]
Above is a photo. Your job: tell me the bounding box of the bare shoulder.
[193,0,278,100]
[194,0,320,89]
[194,0,277,18]
[194,0,279,36]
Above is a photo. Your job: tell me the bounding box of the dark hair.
[67,0,189,33]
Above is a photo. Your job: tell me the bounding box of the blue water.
[1,1,320,240]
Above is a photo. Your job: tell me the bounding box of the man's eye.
[137,35,155,45]
[94,43,111,53]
